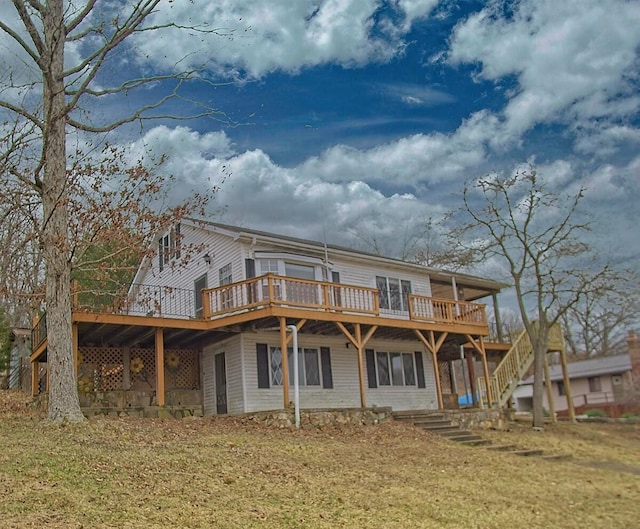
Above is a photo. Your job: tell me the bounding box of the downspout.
[287,325,300,428]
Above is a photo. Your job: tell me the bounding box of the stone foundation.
[244,407,393,428]
[438,408,506,430]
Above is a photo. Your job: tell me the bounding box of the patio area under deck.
[30,274,507,412]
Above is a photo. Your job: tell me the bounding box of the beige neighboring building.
[513,331,640,416]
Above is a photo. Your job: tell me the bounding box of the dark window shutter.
[175,223,181,258]
[257,343,270,388]
[320,347,333,389]
[365,349,377,388]
[245,258,256,279]
[415,351,426,389]
[158,239,164,272]
[246,259,256,303]
[331,271,340,282]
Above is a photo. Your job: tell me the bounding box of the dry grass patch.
[1,391,639,528]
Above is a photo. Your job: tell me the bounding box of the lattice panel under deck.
[164,349,200,390]
[78,346,124,391]
[130,348,157,390]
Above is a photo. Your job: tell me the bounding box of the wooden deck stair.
[393,411,571,461]
[478,323,565,408]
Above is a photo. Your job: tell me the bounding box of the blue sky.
[2,0,639,275]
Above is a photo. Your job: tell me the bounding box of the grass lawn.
[1,391,638,529]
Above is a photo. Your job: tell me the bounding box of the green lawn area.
[1,391,638,529]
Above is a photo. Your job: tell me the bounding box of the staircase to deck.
[393,411,490,446]
[478,323,564,408]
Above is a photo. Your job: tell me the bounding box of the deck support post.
[414,330,447,410]
[355,324,366,408]
[466,335,493,407]
[279,317,290,407]
[543,354,556,422]
[155,328,165,407]
[466,352,477,406]
[334,322,377,409]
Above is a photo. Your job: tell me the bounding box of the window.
[194,274,207,318]
[557,381,566,396]
[219,263,232,285]
[158,223,181,271]
[373,351,416,386]
[269,347,321,386]
[376,276,411,311]
[285,262,317,304]
[258,259,279,274]
[588,376,601,392]
[257,343,332,389]
[218,263,233,309]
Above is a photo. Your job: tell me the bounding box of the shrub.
[585,409,607,417]
[621,412,638,420]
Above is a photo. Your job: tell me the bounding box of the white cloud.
[132,0,438,79]
[447,0,640,150]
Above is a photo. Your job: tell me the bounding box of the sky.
[2,0,640,279]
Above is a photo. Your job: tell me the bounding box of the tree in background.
[0,1,225,422]
[561,276,640,357]
[442,169,619,429]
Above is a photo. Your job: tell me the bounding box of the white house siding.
[364,338,438,411]
[240,332,437,414]
[134,224,245,317]
[201,335,243,415]
[331,258,432,297]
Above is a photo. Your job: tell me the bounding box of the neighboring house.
[30,220,515,416]
[512,354,634,414]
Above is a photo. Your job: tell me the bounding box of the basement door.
[215,352,228,414]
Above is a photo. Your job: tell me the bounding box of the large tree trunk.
[531,345,545,429]
[42,0,84,423]
[531,329,549,429]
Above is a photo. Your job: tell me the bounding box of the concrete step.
[486,444,517,452]
[394,413,445,423]
[439,429,473,438]
[457,438,492,447]
[447,433,484,443]
[413,419,454,428]
[508,449,544,457]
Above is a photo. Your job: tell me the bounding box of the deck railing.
[32,276,490,353]
[203,274,381,318]
[73,280,197,319]
[408,295,487,329]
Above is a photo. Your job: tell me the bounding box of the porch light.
[203,253,212,266]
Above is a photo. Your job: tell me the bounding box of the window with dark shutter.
[320,347,333,389]
[365,349,377,388]
[414,352,426,388]
[256,343,270,388]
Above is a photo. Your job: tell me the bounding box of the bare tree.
[562,274,640,357]
[0,1,225,422]
[444,169,618,429]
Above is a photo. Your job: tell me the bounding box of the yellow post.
[479,338,493,407]
[155,328,165,406]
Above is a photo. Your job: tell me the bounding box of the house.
[30,220,530,418]
[512,349,637,417]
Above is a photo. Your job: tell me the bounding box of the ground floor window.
[256,343,333,389]
[373,351,416,386]
[588,376,601,392]
[269,347,320,386]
